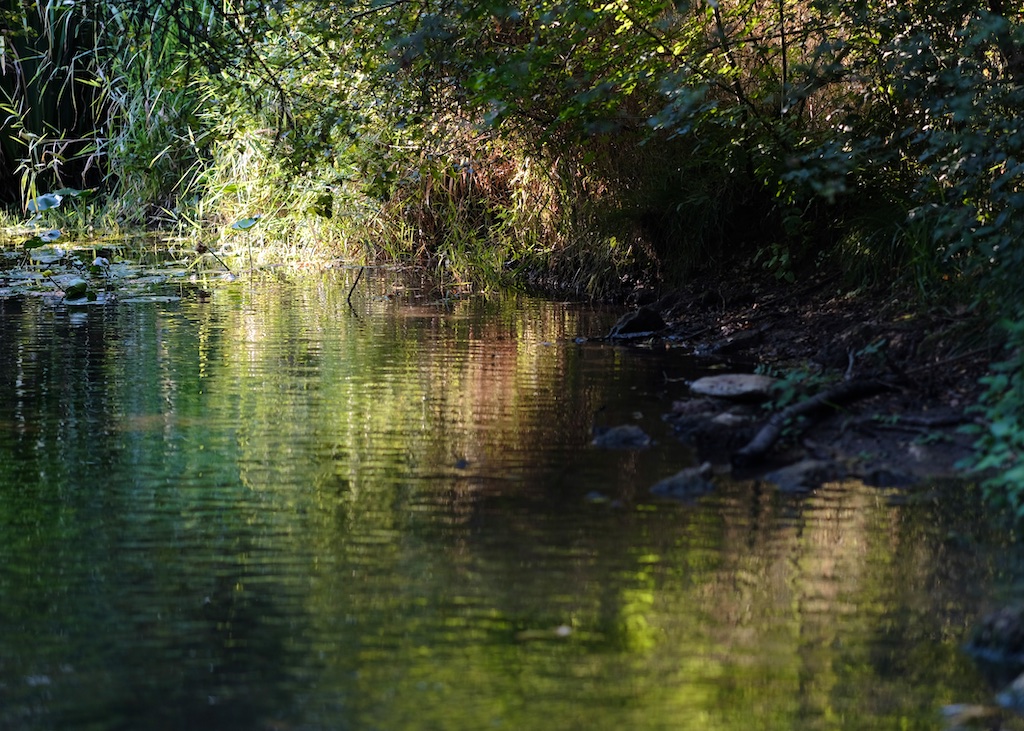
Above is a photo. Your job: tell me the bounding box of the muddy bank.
[607,268,995,489]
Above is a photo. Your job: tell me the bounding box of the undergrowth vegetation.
[3,0,1024,504]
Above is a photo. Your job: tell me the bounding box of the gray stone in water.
[997,673,1024,713]
[967,605,1024,665]
[650,462,714,498]
[607,307,666,338]
[763,459,839,492]
[591,424,652,449]
[688,373,778,402]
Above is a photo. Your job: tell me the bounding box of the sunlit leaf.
[40,229,62,242]
[50,187,89,198]
[230,215,261,230]
[26,193,63,213]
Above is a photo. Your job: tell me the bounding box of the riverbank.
[611,266,995,489]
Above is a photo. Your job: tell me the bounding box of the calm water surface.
[0,271,1017,730]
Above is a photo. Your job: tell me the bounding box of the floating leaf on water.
[64,278,89,300]
[22,235,46,249]
[30,247,65,264]
[230,215,261,231]
[26,193,63,213]
[66,294,107,307]
[119,295,182,303]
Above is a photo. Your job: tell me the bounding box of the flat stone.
[689,373,778,402]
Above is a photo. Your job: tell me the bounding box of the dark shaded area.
[612,266,992,484]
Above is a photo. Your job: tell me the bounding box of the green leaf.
[22,236,46,249]
[26,193,63,213]
[230,215,261,231]
[50,187,86,198]
[64,278,89,300]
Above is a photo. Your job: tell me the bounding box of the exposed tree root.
[732,379,895,468]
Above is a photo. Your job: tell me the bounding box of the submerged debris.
[607,306,666,339]
[955,606,1024,723]
[762,459,841,492]
[650,462,714,499]
[591,424,652,450]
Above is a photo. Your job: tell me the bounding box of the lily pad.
[22,230,60,248]
[119,295,182,303]
[26,193,63,213]
[66,292,108,306]
[51,187,91,200]
[689,373,779,402]
[64,278,89,300]
[29,247,66,265]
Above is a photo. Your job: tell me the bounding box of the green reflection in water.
[0,273,1010,730]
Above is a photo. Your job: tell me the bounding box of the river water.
[0,270,1016,730]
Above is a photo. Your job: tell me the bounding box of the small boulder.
[688,373,778,402]
[967,606,1024,667]
[997,673,1024,713]
[967,606,1024,701]
[651,462,714,499]
[592,424,652,450]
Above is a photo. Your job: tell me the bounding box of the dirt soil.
[622,267,997,488]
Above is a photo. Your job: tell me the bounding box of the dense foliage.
[3,0,1024,502]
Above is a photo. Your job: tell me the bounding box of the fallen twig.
[347,266,364,307]
[732,379,894,468]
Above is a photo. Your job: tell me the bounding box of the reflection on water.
[0,271,1012,730]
